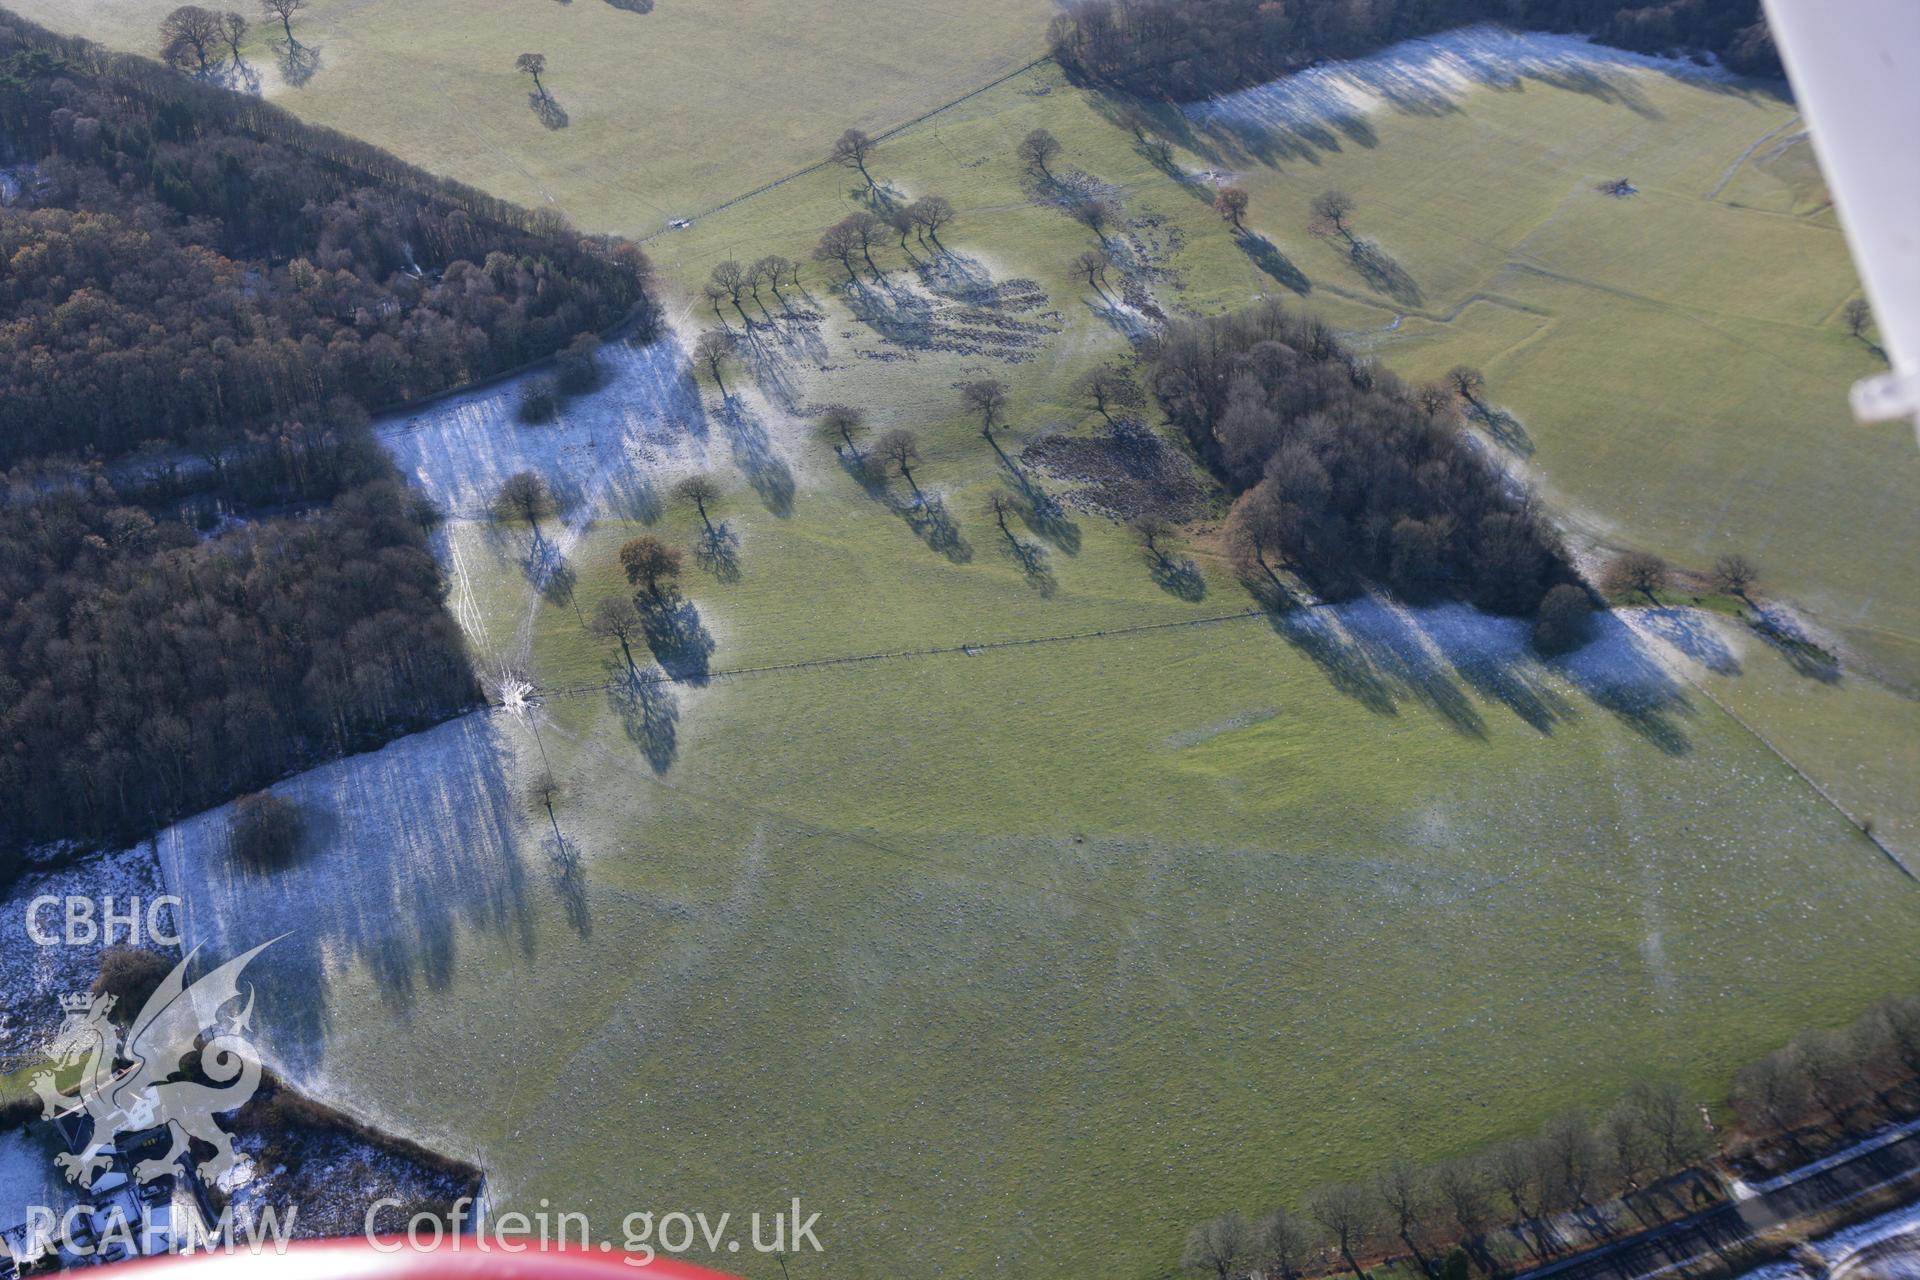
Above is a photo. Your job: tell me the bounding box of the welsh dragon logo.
[30,942,274,1190]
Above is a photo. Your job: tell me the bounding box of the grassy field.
[10,0,1053,231]
[21,8,1920,1276]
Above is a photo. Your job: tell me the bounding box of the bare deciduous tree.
[1214,185,1249,230]
[220,10,249,62]
[160,6,223,76]
[1376,1159,1433,1276]
[1073,247,1111,291]
[259,0,305,45]
[516,52,549,100]
[1603,550,1669,601]
[675,474,720,529]
[1711,552,1759,600]
[1180,1211,1248,1280]
[1311,189,1357,244]
[1130,514,1175,563]
[1254,1207,1309,1280]
[493,470,554,534]
[818,404,864,454]
[830,128,877,187]
[1842,298,1873,341]
[1447,365,1486,416]
[587,596,644,673]
[693,328,733,392]
[1017,128,1062,177]
[907,196,955,246]
[961,378,1008,438]
[875,428,921,494]
[1307,1183,1377,1280]
[619,535,681,599]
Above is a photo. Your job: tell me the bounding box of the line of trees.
[1181,993,1920,1279]
[1050,0,1781,101]
[1150,301,1576,615]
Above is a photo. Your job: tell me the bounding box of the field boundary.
[534,602,1295,699]
[636,54,1055,242]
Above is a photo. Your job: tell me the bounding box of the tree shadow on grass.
[994,524,1056,597]
[522,534,576,604]
[1471,403,1535,456]
[1150,554,1208,602]
[607,666,680,773]
[530,93,569,130]
[541,830,590,938]
[898,492,971,563]
[276,40,321,87]
[1636,608,1741,677]
[640,594,715,684]
[696,520,741,582]
[604,0,653,10]
[1237,232,1312,295]
[717,397,794,516]
[1347,239,1422,305]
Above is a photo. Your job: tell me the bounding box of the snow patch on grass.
[1188,25,1732,134]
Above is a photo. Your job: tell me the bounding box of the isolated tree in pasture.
[1311,189,1357,244]
[875,428,922,494]
[1842,298,1873,341]
[1073,247,1111,292]
[1181,1211,1248,1280]
[1214,185,1250,231]
[493,470,555,535]
[1081,366,1139,420]
[526,770,562,815]
[587,595,645,673]
[675,474,720,529]
[1253,1207,1309,1280]
[1603,550,1669,601]
[818,404,864,454]
[516,53,550,101]
[220,10,249,62]
[830,128,877,187]
[1018,128,1063,177]
[259,0,305,44]
[160,6,223,75]
[1074,193,1124,240]
[961,378,1009,438]
[619,535,682,599]
[1307,1183,1377,1280]
[1532,584,1593,655]
[1130,514,1175,563]
[692,328,733,392]
[1376,1160,1433,1276]
[907,195,955,246]
[1711,553,1759,600]
[228,790,307,870]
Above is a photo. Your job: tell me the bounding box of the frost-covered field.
[1186,25,1730,133]
[0,846,178,1059]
